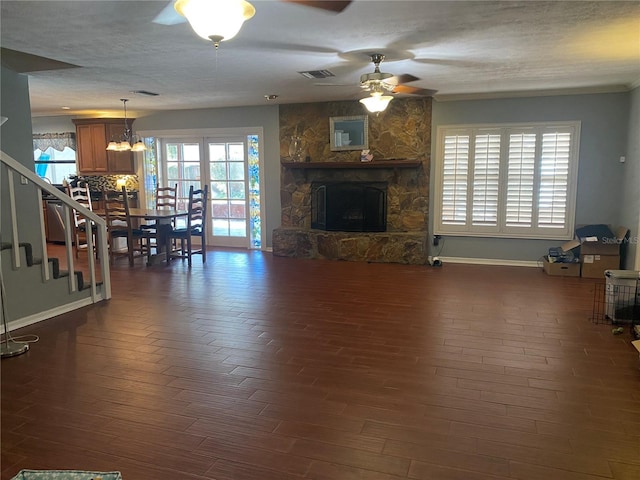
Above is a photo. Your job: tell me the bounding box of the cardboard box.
[576,224,628,255]
[575,225,629,278]
[542,256,581,277]
[580,254,621,279]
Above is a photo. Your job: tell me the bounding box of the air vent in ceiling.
[298,70,335,79]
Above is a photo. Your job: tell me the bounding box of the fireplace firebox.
[311,181,387,232]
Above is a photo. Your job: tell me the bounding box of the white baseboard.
[438,256,540,268]
[1,295,105,334]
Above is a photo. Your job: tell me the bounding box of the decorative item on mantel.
[361,149,373,162]
[288,135,303,162]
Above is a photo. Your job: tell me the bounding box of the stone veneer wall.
[273,97,432,264]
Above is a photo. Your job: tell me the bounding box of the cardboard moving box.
[581,254,621,278]
[575,225,629,278]
[542,256,581,277]
[543,239,581,277]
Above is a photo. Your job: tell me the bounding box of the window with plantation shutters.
[434,122,580,240]
[441,134,469,225]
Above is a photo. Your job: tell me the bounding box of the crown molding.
[434,85,632,102]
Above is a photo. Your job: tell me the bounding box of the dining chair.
[142,183,178,250]
[156,183,178,209]
[167,185,208,268]
[103,187,151,266]
[66,184,94,258]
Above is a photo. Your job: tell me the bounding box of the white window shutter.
[506,133,536,227]
[435,122,579,240]
[441,135,469,225]
[472,134,500,226]
[538,132,571,228]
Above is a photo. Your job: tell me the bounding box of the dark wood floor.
[2,249,639,480]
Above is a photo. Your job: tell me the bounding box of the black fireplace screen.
[311,181,387,232]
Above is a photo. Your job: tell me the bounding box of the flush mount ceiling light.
[106,99,146,152]
[174,0,256,48]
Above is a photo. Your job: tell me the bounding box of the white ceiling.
[2,0,639,119]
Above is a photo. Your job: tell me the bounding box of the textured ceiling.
[1,0,639,118]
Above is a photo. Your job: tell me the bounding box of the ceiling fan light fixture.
[174,0,256,46]
[360,92,393,113]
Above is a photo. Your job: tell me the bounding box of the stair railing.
[1,150,111,301]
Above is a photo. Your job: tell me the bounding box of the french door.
[207,138,249,248]
[158,132,262,249]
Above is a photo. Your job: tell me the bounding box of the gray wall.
[31,116,75,133]
[620,87,640,269]
[1,66,42,250]
[429,92,631,262]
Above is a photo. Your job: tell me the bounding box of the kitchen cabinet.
[73,118,136,174]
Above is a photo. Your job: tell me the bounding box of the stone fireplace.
[272,97,431,264]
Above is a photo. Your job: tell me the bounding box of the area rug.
[11,470,122,480]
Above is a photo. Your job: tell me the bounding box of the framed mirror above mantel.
[330,115,368,151]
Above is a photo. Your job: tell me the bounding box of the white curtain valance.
[33,132,76,152]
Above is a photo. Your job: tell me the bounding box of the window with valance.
[33,132,77,184]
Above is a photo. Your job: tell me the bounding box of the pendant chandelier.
[174,0,256,48]
[106,99,146,152]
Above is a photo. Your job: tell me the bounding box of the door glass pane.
[211,181,228,199]
[210,162,226,180]
[228,144,244,160]
[229,219,245,237]
[230,200,245,219]
[228,162,245,180]
[209,144,226,161]
[229,181,245,199]
[213,218,230,236]
[212,200,229,218]
[207,141,247,242]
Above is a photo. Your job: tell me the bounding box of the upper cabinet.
[73,118,136,174]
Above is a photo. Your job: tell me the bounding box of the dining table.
[95,208,189,265]
[129,208,189,264]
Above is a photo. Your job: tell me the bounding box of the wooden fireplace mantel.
[280,159,423,169]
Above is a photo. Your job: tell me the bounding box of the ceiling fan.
[152,0,352,26]
[360,53,437,97]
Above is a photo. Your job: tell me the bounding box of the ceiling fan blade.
[152,1,186,25]
[388,73,420,85]
[282,0,352,13]
[392,85,438,97]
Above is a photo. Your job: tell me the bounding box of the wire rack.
[591,282,640,325]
